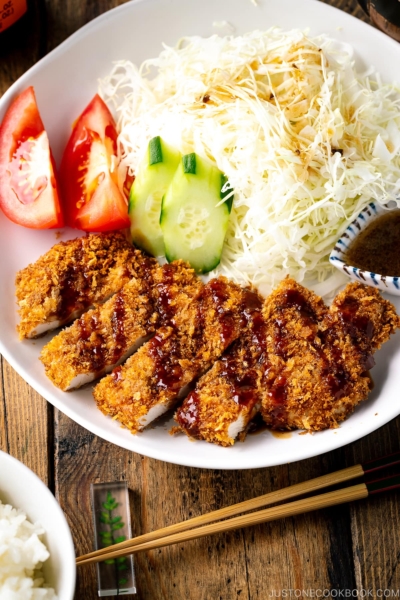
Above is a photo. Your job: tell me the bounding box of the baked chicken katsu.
[15,233,400,446]
[16,232,140,339]
[175,289,267,446]
[260,278,399,432]
[93,278,250,433]
[177,278,399,445]
[40,260,202,391]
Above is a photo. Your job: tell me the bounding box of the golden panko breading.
[175,289,266,447]
[16,232,143,339]
[31,236,399,445]
[94,278,248,434]
[40,261,201,391]
[176,278,399,447]
[327,282,400,352]
[261,279,400,432]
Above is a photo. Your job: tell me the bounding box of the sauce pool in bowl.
[343,210,400,277]
[329,203,400,296]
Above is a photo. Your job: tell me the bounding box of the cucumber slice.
[129,136,181,256]
[160,153,232,273]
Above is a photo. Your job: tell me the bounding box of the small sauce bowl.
[329,202,400,296]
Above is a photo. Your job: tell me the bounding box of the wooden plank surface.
[1,0,399,599]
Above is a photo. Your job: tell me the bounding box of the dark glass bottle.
[0,0,28,35]
[0,0,43,63]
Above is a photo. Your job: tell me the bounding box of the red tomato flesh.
[0,87,64,228]
[60,94,130,232]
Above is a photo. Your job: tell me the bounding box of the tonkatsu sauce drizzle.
[266,286,369,411]
[220,351,259,408]
[58,239,86,320]
[148,332,184,392]
[241,289,267,357]
[267,289,316,428]
[89,316,106,372]
[336,296,374,342]
[343,210,400,276]
[272,289,317,360]
[219,289,267,408]
[155,264,177,325]
[267,374,289,429]
[318,295,374,398]
[207,279,236,345]
[177,391,201,437]
[179,288,267,435]
[237,311,269,413]
[111,293,126,363]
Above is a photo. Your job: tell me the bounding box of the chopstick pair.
[76,450,400,567]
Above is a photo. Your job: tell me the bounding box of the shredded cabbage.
[100,28,400,297]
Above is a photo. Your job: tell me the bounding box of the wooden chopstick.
[76,451,400,567]
[76,464,362,566]
[78,483,369,566]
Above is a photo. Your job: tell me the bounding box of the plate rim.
[1,0,400,470]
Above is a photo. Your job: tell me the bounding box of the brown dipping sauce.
[344,210,400,276]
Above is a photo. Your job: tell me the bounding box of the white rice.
[0,500,58,599]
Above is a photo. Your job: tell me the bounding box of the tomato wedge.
[60,94,130,232]
[0,87,64,229]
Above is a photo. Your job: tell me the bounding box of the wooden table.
[1,1,400,598]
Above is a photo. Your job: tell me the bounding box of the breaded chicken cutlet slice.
[16,232,142,339]
[261,279,400,431]
[93,278,248,434]
[175,279,328,446]
[40,261,202,391]
[175,289,267,446]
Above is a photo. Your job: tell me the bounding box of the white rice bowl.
[0,452,75,600]
[0,501,58,599]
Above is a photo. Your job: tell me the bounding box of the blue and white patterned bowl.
[329,202,400,296]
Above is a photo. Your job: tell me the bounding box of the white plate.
[0,451,76,599]
[1,0,400,470]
